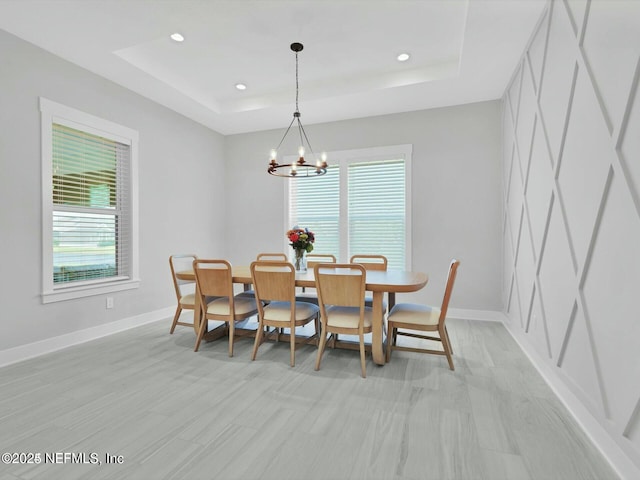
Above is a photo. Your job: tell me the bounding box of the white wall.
[502,0,640,477]
[224,101,503,311]
[0,30,227,351]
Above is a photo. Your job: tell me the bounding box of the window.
[287,145,412,269]
[40,98,139,303]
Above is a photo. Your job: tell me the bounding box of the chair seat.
[263,301,320,323]
[206,296,258,317]
[180,293,196,307]
[326,306,373,329]
[389,303,441,326]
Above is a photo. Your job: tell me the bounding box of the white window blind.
[348,159,406,269]
[52,124,130,285]
[289,165,340,256]
[40,97,139,303]
[287,145,411,269]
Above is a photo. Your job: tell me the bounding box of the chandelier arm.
[298,119,317,158]
[297,117,305,152]
[275,115,297,152]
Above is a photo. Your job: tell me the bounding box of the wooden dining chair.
[296,253,337,304]
[192,259,260,356]
[238,253,289,299]
[314,263,372,378]
[385,259,460,370]
[250,261,320,367]
[169,254,198,333]
[349,254,388,313]
[256,252,288,261]
[349,254,388,271]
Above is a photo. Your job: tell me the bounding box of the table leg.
[371,291,385,365]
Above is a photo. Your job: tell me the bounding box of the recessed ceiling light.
[170,33,184,42]
[397,53,410,62]
[235,83,247,91]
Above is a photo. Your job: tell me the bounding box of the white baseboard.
[501,314,640,480]
[447,308,503,322]
[0,306,174,368]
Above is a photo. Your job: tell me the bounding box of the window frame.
[284,144,412,269]
[40,97,140,303]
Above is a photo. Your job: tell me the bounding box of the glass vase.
[294,249,307,272]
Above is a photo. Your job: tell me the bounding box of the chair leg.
[194,315,207,352]
[228,321,235,357]
[444,325,453,355]
[386,323,394,362]
[290,326,296,367]
[170,306,182,334]
[440,326,454,371]
[359,332,367,378]
[251,321,264,361]
[315,331,328,371]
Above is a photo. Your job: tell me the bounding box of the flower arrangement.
[287,226,315,253]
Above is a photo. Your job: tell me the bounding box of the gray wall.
[502,0,640,474]
[224,101,503,311]
[0,30,226,350]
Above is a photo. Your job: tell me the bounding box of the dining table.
[176,265,428,365]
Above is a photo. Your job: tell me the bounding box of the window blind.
[52,123,131,285]
[348,160,406,269]
[289,165,340,257]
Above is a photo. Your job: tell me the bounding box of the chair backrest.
[193,259,234,301]
[349,254,387,271]
[439,259,460,324]
[169,254,197,300]
[314,263,366,308]
[306,254,337,268]
[256,252,288,261]
[250,261,295,304]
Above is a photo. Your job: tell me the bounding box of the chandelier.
[268,42,327,177]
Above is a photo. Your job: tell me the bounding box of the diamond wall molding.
[502,0,640,477]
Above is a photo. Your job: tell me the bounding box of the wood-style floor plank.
[0,317,618,480]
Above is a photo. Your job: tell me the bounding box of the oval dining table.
[176,265,428,365]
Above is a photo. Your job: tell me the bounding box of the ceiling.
[0,0,547,135]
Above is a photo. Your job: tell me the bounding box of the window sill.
[42,278,140,304]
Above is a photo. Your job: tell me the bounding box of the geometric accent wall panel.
[557,67,613,265]
[526,121,553,257]
[564,0,588,36]
[527,285,551,359]
[527,10,548,93]
[538,0,578,165]
[557,303,605,417]
[508,64,523,126]
[516,62,537,176]
[621,78,640,208]
[515,214,536,324]
[537,201,576,359]
[502,0,640,469]
[582,172,640,431]
[582,1,640,132]
[507,157,524,255]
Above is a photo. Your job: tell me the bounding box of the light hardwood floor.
[0,318,618,480]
